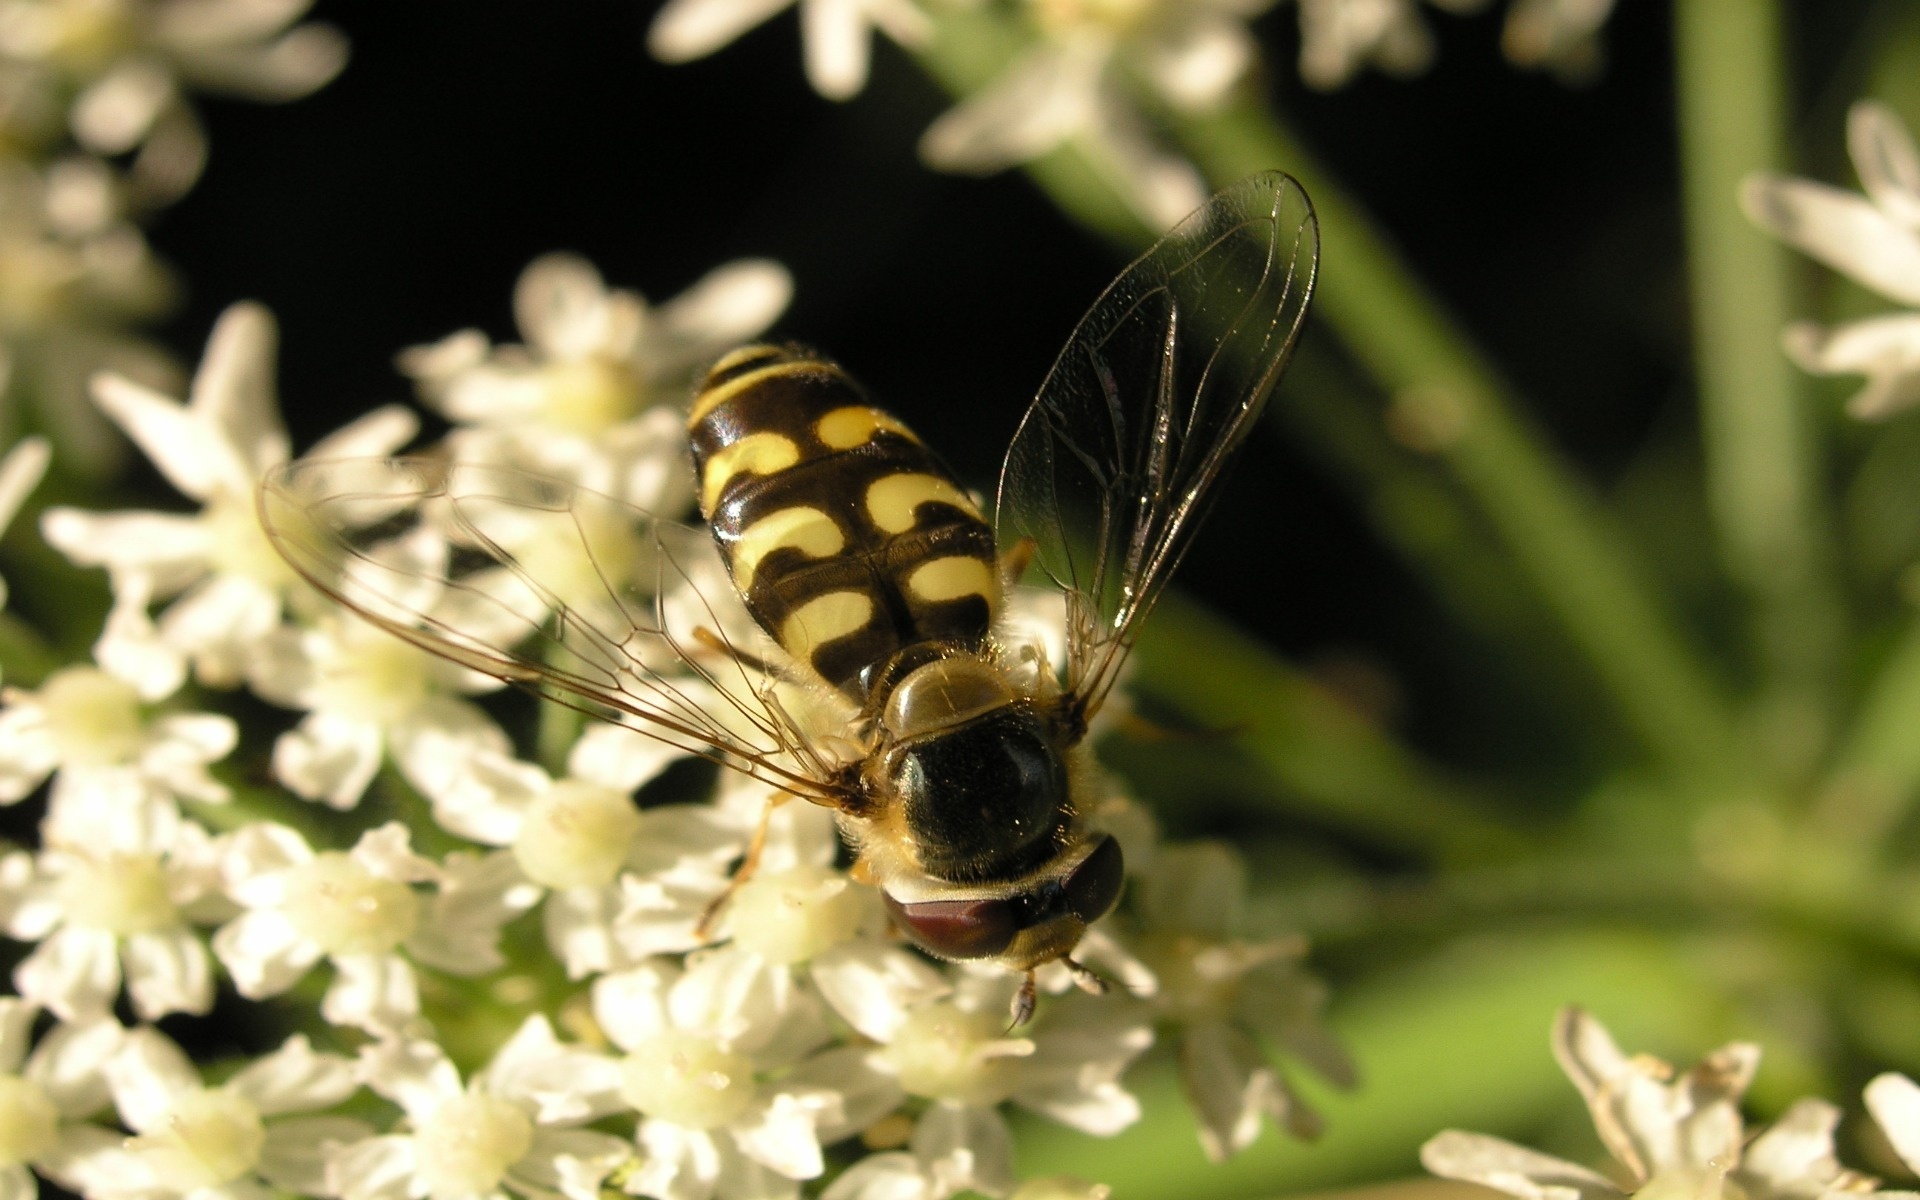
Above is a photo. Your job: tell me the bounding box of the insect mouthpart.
[883,833,1125,970]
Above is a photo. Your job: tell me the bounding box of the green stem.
[1132,593,1520,863]
[1828,614,1920,807]
[1169,102,1747,789]
[1278,340,1597,720]
[0,610,59,687]
[1675,0,1841,778]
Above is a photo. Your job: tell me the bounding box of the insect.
[259,172,1317,1023]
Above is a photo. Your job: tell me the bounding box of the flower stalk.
[1676,0,1843,774]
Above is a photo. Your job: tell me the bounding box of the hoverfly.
[259,172,1317,1024]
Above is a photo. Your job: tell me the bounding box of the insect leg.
[691,624,796,681]
[694,788,790,938]
[1009,971,1038,1029]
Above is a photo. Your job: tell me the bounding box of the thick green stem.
[1170,103,1747,789]
[1829,615,1920,806]
[1675,0,1842,777]
[1132,593,1520,862]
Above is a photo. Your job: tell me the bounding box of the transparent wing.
[994,172,1317,722]
[259,457,851,805]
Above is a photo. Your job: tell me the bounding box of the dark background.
[140,0,1878,787]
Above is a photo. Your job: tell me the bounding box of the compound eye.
[884,894,1019,960]
[1063,835,1125,925]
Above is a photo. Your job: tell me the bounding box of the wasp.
[260,173,1317,1023]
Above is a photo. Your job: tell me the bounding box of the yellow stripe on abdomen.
[865,473,980,534]
[732,506,844,590]
[688,358,819,427]
[699,431,800,512]
[907,555,995,604]
[817,406,920,451]
[780,591,874,663]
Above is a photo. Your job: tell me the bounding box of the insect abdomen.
[688,345,998,698]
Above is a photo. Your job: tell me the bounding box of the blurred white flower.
[648,0,928,100]
[0,154,174,475]
[329,1021,631,1200]
[0,0,347,203]
[42,302,417,688]
[1867,1072,1920,1177]
[1500,0,1614,80]
[1128,841,1350,1160]
[1290,0,1482,91]
[919,0,1241,230]
[105,1026,371,1200]
[0,1001,128,1200]
[1743,100,1920,419]
[399,252,790,505]
[2,795,224,1020]
[211,821,535,1035]
[0,660,235,812]
[1422,1007,1875,1200]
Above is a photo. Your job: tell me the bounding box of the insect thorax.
[689,344,1000,700]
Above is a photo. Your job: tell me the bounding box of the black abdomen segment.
[689,346,998,698]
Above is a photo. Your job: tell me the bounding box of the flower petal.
[228,1033,359,1115]
[122,928,214,1019]
[801,0,872,100]
[1868,1074,1920,1176]
[15,925,122,1021]
[258,1115,377,1194]
[1741,174,1920,306]
[105,1026,200,1131]
[1850,101,1920,231]
[1421,1130,1624,1200]
[649,0,796,63]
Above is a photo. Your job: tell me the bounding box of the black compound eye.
[1063,836,1125,925]
[884,894,1019,960]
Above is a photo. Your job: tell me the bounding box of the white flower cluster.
[0,249,1346,1200]
[1425,1007,1920,1200]
[1745,100,1920,420]
[0,0,344,476]
[645,0,1617,227]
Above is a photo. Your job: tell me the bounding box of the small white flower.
[212,821,531,1035]
[400,252,790,504]
[0,1000,129,1200]
[433,723,740,978]
[1500,0,1615,80]
[105,1025,371,1200]
[0,660,236,813]
[1743,101,1920,418]
[566,955,860,1200]
[648,0,929,100]
[249,607,511,810]
[329,1020,632,1200]
[1422,1008,1861,1200]
[42,302,417,688]
[4,798,224,1020]
[0,0,348,203]
[0,156,174,475]
[848,971,1152,1198]
[1127,840,1350,1160]
[920,25,1213,229]
[1291,0,1483,91]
